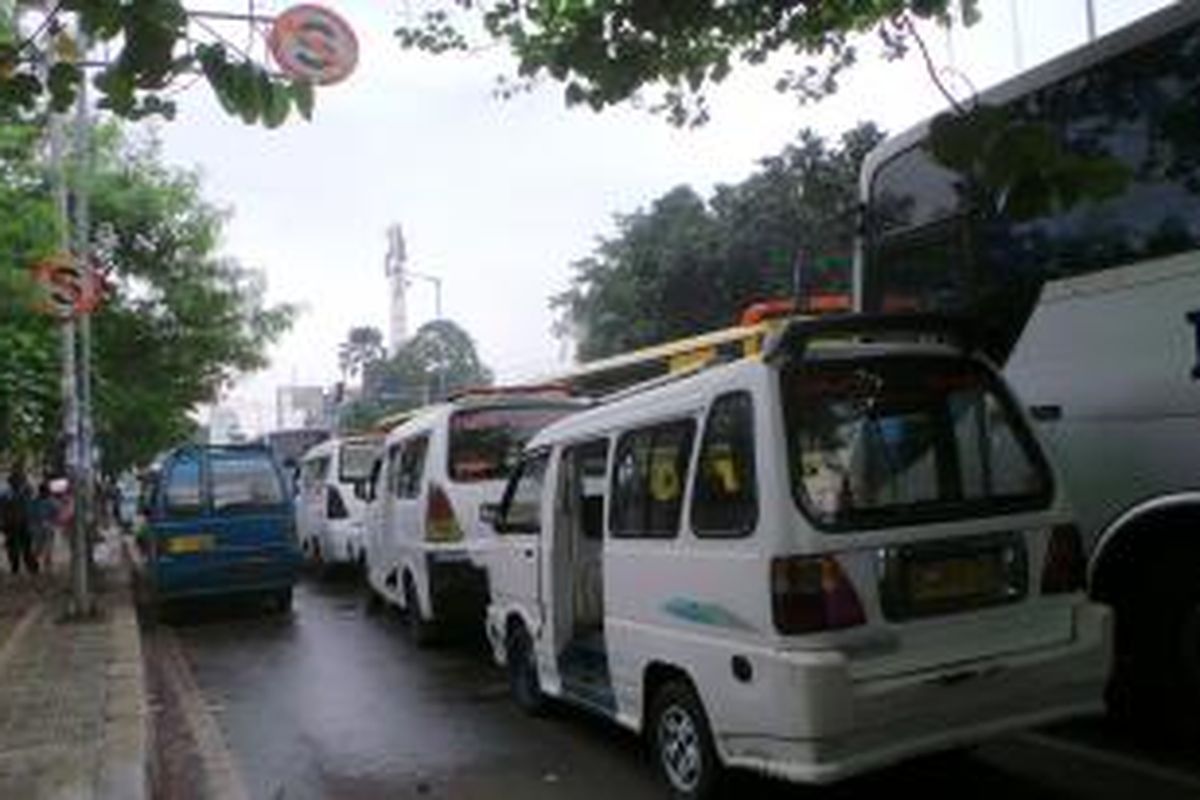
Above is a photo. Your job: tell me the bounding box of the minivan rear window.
[782,356,1052,530]
[211,450,286,514]
[448,405,577,483]
[339,442,378,483]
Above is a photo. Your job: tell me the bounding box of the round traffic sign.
[268,5,359,86]
[31,253,104,318]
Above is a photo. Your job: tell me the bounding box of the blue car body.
[144,444,301,602]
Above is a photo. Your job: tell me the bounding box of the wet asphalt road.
[143,576,1200,800]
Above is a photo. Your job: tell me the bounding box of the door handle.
[523,549,535,559]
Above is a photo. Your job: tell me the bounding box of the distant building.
[385,224,408,357]
[208,406,245,444]
[276,385,327,430]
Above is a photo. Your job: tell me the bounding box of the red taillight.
[327,486,349,519]
[771,555,866,635]
[1041,524,1086,594]
[426,483,463,542]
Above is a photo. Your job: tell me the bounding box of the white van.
[296,436,381,571]
[365,390,585,642]
[484,315,1111,798]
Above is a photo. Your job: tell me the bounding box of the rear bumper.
[318,520,364,564]
[154,553,301,600]
[719,603,1112,784]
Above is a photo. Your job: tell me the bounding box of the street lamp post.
[406,270,443,319]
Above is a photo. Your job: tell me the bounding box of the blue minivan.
[142,444,302,611]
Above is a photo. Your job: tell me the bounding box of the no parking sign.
[268,5,359,86]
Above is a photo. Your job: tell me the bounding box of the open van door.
[487,451,551,637]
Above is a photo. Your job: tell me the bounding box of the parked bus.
[856,2,1200,721]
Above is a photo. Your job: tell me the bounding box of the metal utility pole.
[72,29,98,600]
[1085,0,1097,42]
[49,82,88,616]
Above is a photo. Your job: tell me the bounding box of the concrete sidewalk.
[0,531,149,799]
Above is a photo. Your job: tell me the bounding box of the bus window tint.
[448,406,576,483]
[866,19,1200,356]
[165,453,203,518]
[211,451,285,513]
[783,357,1051,530]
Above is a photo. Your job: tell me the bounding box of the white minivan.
[296,435,382,571]
[365,390,585,643]
[485,314,1111,798]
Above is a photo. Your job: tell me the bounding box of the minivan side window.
[164,452,204,519]
[692,393,758,538]
[562,439,610,540]
[386,444,403,498]
[611,420,696,539]
[211,450,285,514]
[498,452,550,534]
[396,435,430,499]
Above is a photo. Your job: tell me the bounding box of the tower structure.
[385,224,408,356]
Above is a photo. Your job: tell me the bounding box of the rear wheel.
[403,574,436,648]
[270,587,293,614]
[1109,555,1200,736]
[649,680,721,800]
[506,624,545,715]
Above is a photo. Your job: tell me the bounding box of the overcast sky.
[151,0,1171,434]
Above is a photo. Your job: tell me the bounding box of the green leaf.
[261,76,290,129]
[48,62,81,113]
[291,80,314,122]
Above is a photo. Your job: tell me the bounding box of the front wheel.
[506,625,545,715]
[649,681,721,800]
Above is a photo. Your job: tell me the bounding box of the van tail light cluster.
[326,486,349,520]
[426,483,463,542]
[771,555,866,635]
[1041,524,1086,594]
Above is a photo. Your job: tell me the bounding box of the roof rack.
[763,312,978,363]
[445,382,574,402]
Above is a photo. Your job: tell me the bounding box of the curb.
[96,536,150,800]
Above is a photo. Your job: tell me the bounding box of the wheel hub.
[659,705,701,793]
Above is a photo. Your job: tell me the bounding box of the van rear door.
[779,353,1076,677]
[204,448,299,589]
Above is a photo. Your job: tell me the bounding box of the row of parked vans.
[289,313,1111,799]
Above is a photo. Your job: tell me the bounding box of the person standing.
[1,470,38,575]
[32,481,59,574]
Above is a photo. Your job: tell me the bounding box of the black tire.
[363,583,384,615]
[649,680,722,800]
[506,624,545,715]
[403,575,436,648]
[1109,559,1200,736]
[271,587,293,614]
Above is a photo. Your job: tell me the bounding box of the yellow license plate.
[909,556,1003,603]
[167,534,216,555]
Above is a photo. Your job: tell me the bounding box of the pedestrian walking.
[32,481,59,574]
[1,469,38,575]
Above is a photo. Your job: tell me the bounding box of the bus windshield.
[862,14,1200,361]
[782,356,1051,530]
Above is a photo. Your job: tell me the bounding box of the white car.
[296,435,381,572]
[485,315,1111,798]
[365,390,585,644]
